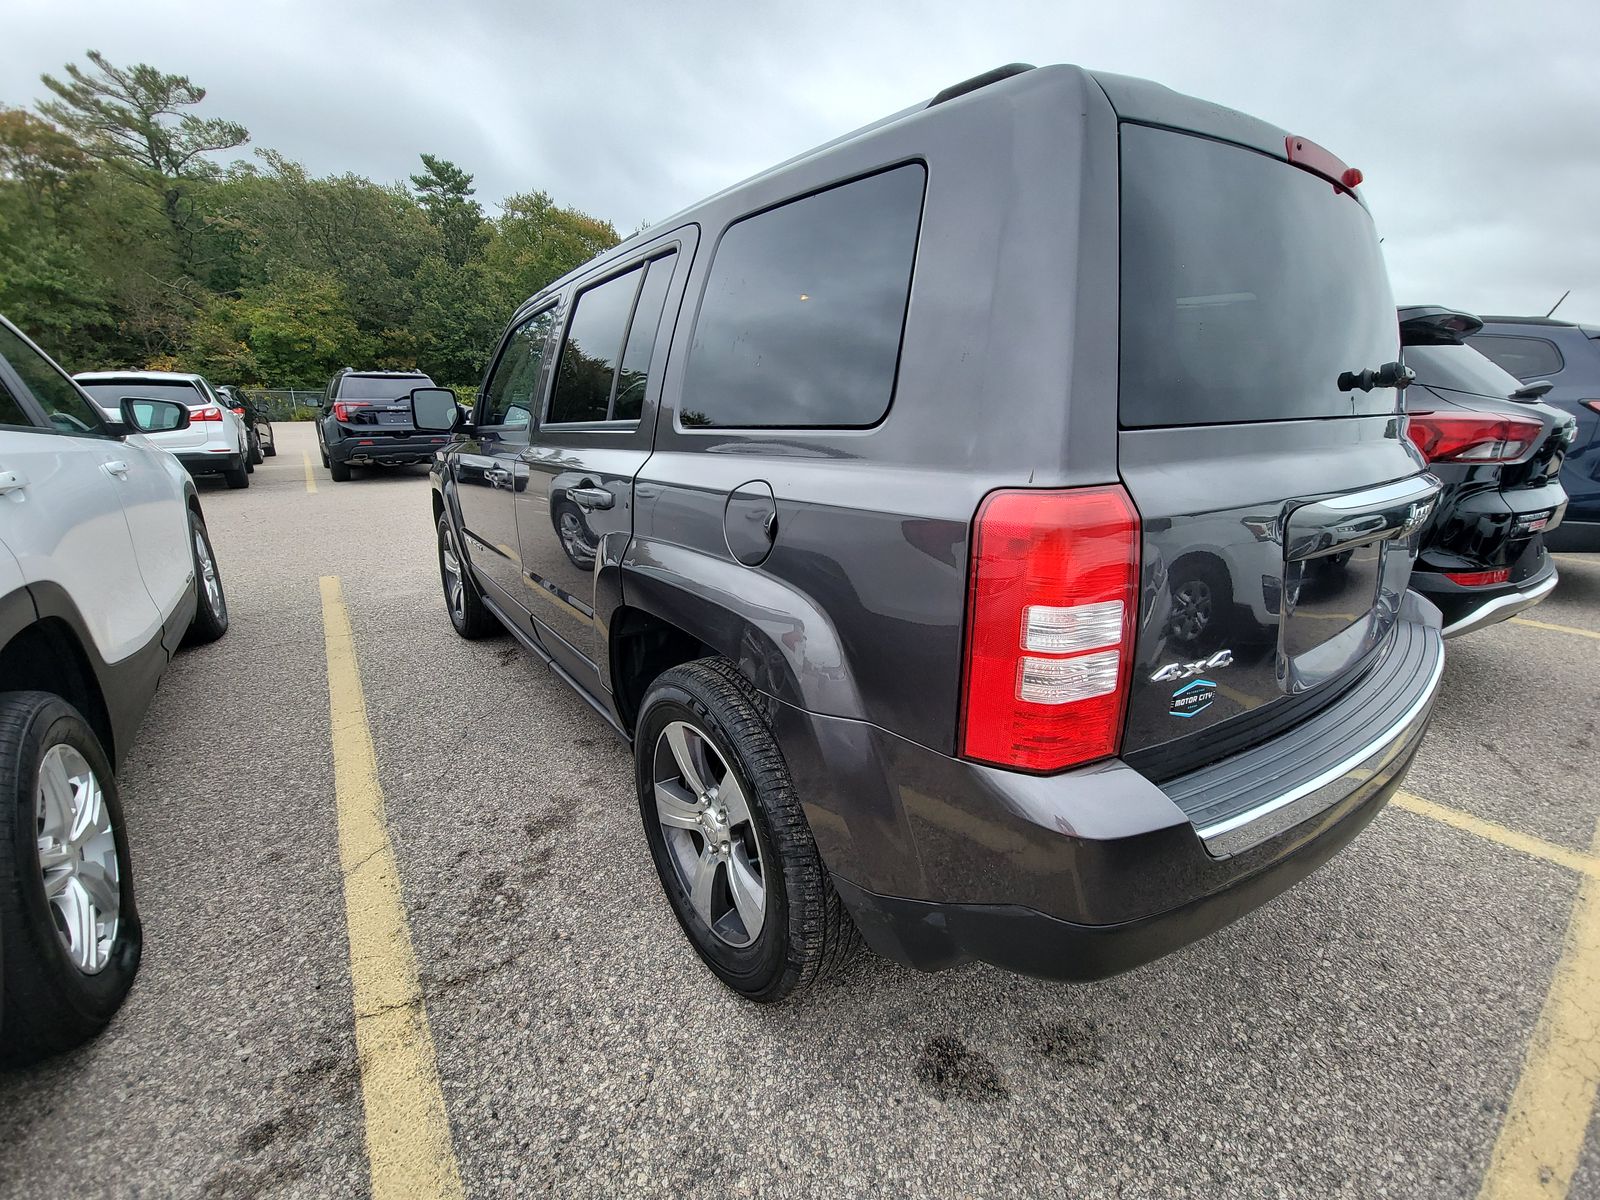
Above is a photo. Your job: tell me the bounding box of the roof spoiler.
[1398,306,1485,347]
[930,63,1035,107]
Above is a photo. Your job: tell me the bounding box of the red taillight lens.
[332,401,369,422]
[1581,400,1600,415]
[960,486,1140,773]
[1445,568,1511,588]
[230,406,246,416]
[1404,410,1543,463]
[190,406,222,422]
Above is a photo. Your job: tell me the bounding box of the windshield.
[78,379,204,412]
[340,375,431,401]
[1402,343,1524,399]
[1118,125,1398,427]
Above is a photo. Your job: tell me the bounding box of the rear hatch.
[76,378,210,449]
[334,375,432,435]
[1112,122,1435,780]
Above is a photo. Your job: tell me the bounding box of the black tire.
[247,435,262,467]
[0,692,140,1065]
[437,513,500,639]
[223,455,249,490]
[319,442,330,468]
[183,508,229,645]
[262,434,277,458]
[328,459,352,482]
[635,658,858,1003]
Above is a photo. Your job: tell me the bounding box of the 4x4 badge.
[1151,650,1234,683]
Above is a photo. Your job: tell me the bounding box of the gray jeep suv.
[418,63,1445,1001]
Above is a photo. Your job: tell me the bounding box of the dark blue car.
[1470,316,1600,551]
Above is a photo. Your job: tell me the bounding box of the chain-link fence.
[242,389,323,421]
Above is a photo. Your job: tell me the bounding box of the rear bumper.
[1437,570,1558,638]
[779,595,1444,981]
[175,451,242,476]
[327,432,446,466]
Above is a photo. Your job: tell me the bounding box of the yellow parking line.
[303,452,318,494]
[1391,791,1600,879]
[321,576,463,1200]
[1510,616,1600,641]
[1478,816,1600,1200]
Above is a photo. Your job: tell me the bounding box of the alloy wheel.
[35,744,120,974]
[652,720,766,948]
[440,525,467,622]
[195,528,226,621]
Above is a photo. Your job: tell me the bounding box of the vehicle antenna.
[1546,289,1571,318]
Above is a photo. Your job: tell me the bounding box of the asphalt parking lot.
[2,421,1597,1199]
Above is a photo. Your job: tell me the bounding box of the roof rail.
[1479,315,1576,327]
[929,63,1035,108]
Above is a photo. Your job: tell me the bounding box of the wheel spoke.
[63,877,96,964]
[654,780,703,831]
[71,775,108,848]
[718,769,752,827]
[76,860,119,917]
[42,860,73,897]
[665,724,708,796]
[727,843,765,938]
[37,753,75,842]
[687,845,719,925]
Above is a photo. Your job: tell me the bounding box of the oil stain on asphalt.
[915,1035,1010,1102]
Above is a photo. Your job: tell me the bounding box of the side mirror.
[410,386,461,432]
[120,397,191,434]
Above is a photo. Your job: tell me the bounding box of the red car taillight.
[1404,410,1543,463]
[230,406,246,416]
[190,406,223,422]
[333,401,369,422]
[1445,568,1511,587]
[1581,400,1600,415]
[960,486,1140,774]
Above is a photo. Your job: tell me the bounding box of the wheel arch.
[0,604,117,766]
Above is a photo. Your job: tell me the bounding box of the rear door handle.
[0,470,26,496]
[568,486,615,511]
[102,460,130,479]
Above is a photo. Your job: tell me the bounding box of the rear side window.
[482,308,557,430]
[681,164,925,429]
[1469,335,1565,380]
[0,378,31,427]
[1118,126,1397,427]
[549,265,644,424]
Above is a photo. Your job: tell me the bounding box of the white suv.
[0,317,230,1064]
[74,370,253,490]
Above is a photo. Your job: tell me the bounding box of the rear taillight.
[960,486,1140,773]
[333,401,369,422]
[230,406,246,416]
[190,406,223,422]
[1445,568,1511,588]
[1582,400,1600,415]
[1404,410,1543,463]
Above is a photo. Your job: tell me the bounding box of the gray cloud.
[7,0,1597,321]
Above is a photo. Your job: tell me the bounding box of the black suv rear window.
[339,375,432,401]
[1402,344,1523,399]
[1468,335,1565,380]
[681,164,924,429]
[1118,126,1398,427]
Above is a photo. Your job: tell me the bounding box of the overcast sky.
[6,0,1597,323]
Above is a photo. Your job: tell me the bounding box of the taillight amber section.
[960,486,1140,773]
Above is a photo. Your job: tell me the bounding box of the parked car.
[74,370,252,489]
[1399,307,1573,636]
[0,316,230,1063]
[217,385,274,462]
[418,63,1445,1002]
[1469,315,1600,551]
[316,368,451,482]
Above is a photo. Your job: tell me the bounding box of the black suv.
[1469,316,1600,551]
[317,368,448,481]
[417,64,1445,1001]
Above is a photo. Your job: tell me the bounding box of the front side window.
[681,164,925,429]
[0,326,108,438]
[549,266,644,424]
[482,308,557,431]
[1469,335,1565,381]
[0,377,32,428]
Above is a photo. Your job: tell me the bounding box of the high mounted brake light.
[1404,410,1543,463]
[1285,135,1362,192]
[960,486,1140,773]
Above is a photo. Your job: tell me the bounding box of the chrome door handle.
[102,460,130,478]
[568,486,615,511]
[0,470,26,495]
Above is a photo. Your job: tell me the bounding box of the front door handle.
[102,460,130,479]
[568,486,615,511]
[0,470,26,496]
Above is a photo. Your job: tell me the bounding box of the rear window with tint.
[1118,126,1398,427]
[1467,335,1565,381]
[338,375,433,401]
[1402,344,1524,399]
[78,379,203,411]
[681,164,924,429]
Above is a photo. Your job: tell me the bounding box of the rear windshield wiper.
[1338,361,1415,392]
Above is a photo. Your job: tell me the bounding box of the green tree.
[410,153,487,270]
[484,191,619,312]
